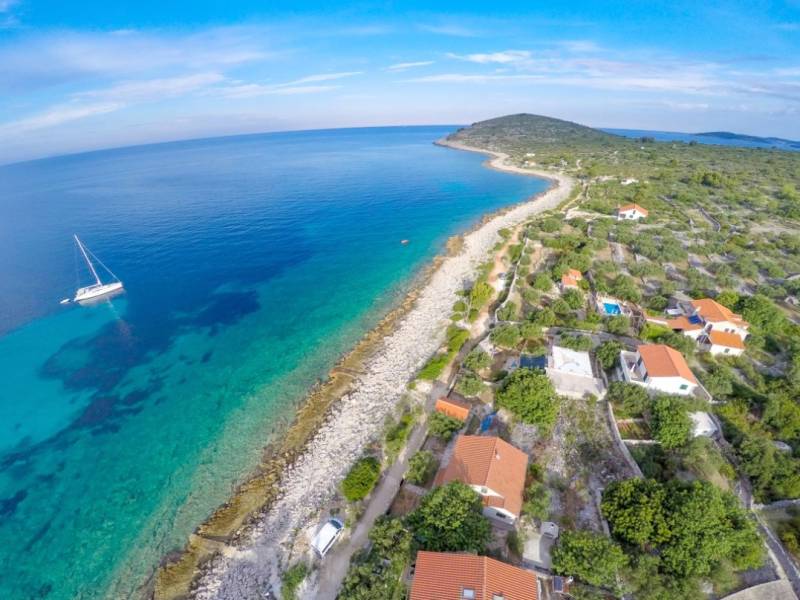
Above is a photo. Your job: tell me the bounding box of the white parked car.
[311,518,344,558]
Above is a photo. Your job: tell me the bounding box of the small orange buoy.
[400,239,410,245]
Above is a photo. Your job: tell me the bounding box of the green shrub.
[342,457,381,502]
[496,368,558,431]
[428,412,463,440]
[281,563,309,600]
[384,410,417,463]
[407,482,491,553]
[491,324,522,348]
[418,353,450,380]
[406,450,438,485]
[455,372,484,397]
[464,348,491,371]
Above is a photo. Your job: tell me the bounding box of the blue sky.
[0,0,799,163]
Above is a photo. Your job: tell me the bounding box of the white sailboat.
[73,235,124,302]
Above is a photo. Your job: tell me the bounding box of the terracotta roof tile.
[707,330,746,349]
[436,397,471,422]
[637,344,697,383]
[561,274,579,288]
[410,551,538,600]
[691,298,748,327]
[434,436,528,517]
[567,268,583,279]
[618,203,649,216]
[666,315,704,331]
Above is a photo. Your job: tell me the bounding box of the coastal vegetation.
[495,367,558,430]
[341,457,381,502]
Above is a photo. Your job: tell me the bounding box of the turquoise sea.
[0,126,547,599]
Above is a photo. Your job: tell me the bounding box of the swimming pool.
[603,302,622,315]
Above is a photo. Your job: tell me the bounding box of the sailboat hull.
[74,281,124,302]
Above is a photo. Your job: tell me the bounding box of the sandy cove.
[189,141,574,599]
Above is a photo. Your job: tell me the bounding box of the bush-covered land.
[341,456,381,502]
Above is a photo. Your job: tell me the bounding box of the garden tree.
[495,368,558,430]
[519,321,543,341]
[764,394,800,442]
[406,482,491,553]
[610,273,642,303]
[559,334,592,351]
[342,457,382,502]
[739,293,784,335]
[562,288,583,310]
[427,412,463,441]
[551,298,572,316]
[468,280,494,311]
[490,324,522,349]
[606,382,649,418]
[601,479,670,548]
[606,315,630,335]
[455,372,484,397]
[463,348,491,372]
[596,340,622,370]
[530,307,556,327]
[497,301,517,322]
[661,481,763,577]
[702,363,735,398]
[532,273,553,291]
[552,530,628,589]
[623,554,704,600]
[651,396,692,449]
[339,517,412,600]
[406,451,437,485]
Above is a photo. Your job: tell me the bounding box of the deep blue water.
[0,126,547,599]
[604,127,800,151]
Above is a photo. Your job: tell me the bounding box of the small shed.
[434,397,471,422]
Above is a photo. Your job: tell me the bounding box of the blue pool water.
[603,302,622,315]
[0,126,547,599]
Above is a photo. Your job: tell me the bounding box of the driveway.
[312,385,443,599]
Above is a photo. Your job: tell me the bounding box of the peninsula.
[160,114,800,600]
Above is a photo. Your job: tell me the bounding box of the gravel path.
[191,143,574,600]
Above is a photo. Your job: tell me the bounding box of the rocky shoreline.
[156,139,574,600]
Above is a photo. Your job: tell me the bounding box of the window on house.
[679,384,688,390]
[724,348,730,353]
[493,595,506,600]
[462,588,475,599]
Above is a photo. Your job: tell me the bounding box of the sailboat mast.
[74,235,101,285]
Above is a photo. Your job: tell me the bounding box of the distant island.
[696,130,800,148]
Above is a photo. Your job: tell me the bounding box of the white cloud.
[406,73,542,84]
[558,40,602,53]
[214,71,361,98]
[218,84,341,99]
[76,72,225,102]
[418,23,480,37]
[0,27,276,91]
[448,50,532,64]
[286,72,362,85]
[385,61,434,71]
[0,102,124,134]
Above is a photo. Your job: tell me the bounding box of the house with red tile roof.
[435,436,528,523]
[690,298,749,341]
[619,344,698,396]
[617,203,648,220]
[409,551,538,600]
[560,268,583,292]
[435,397,471,422]
[699,329,745,356]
